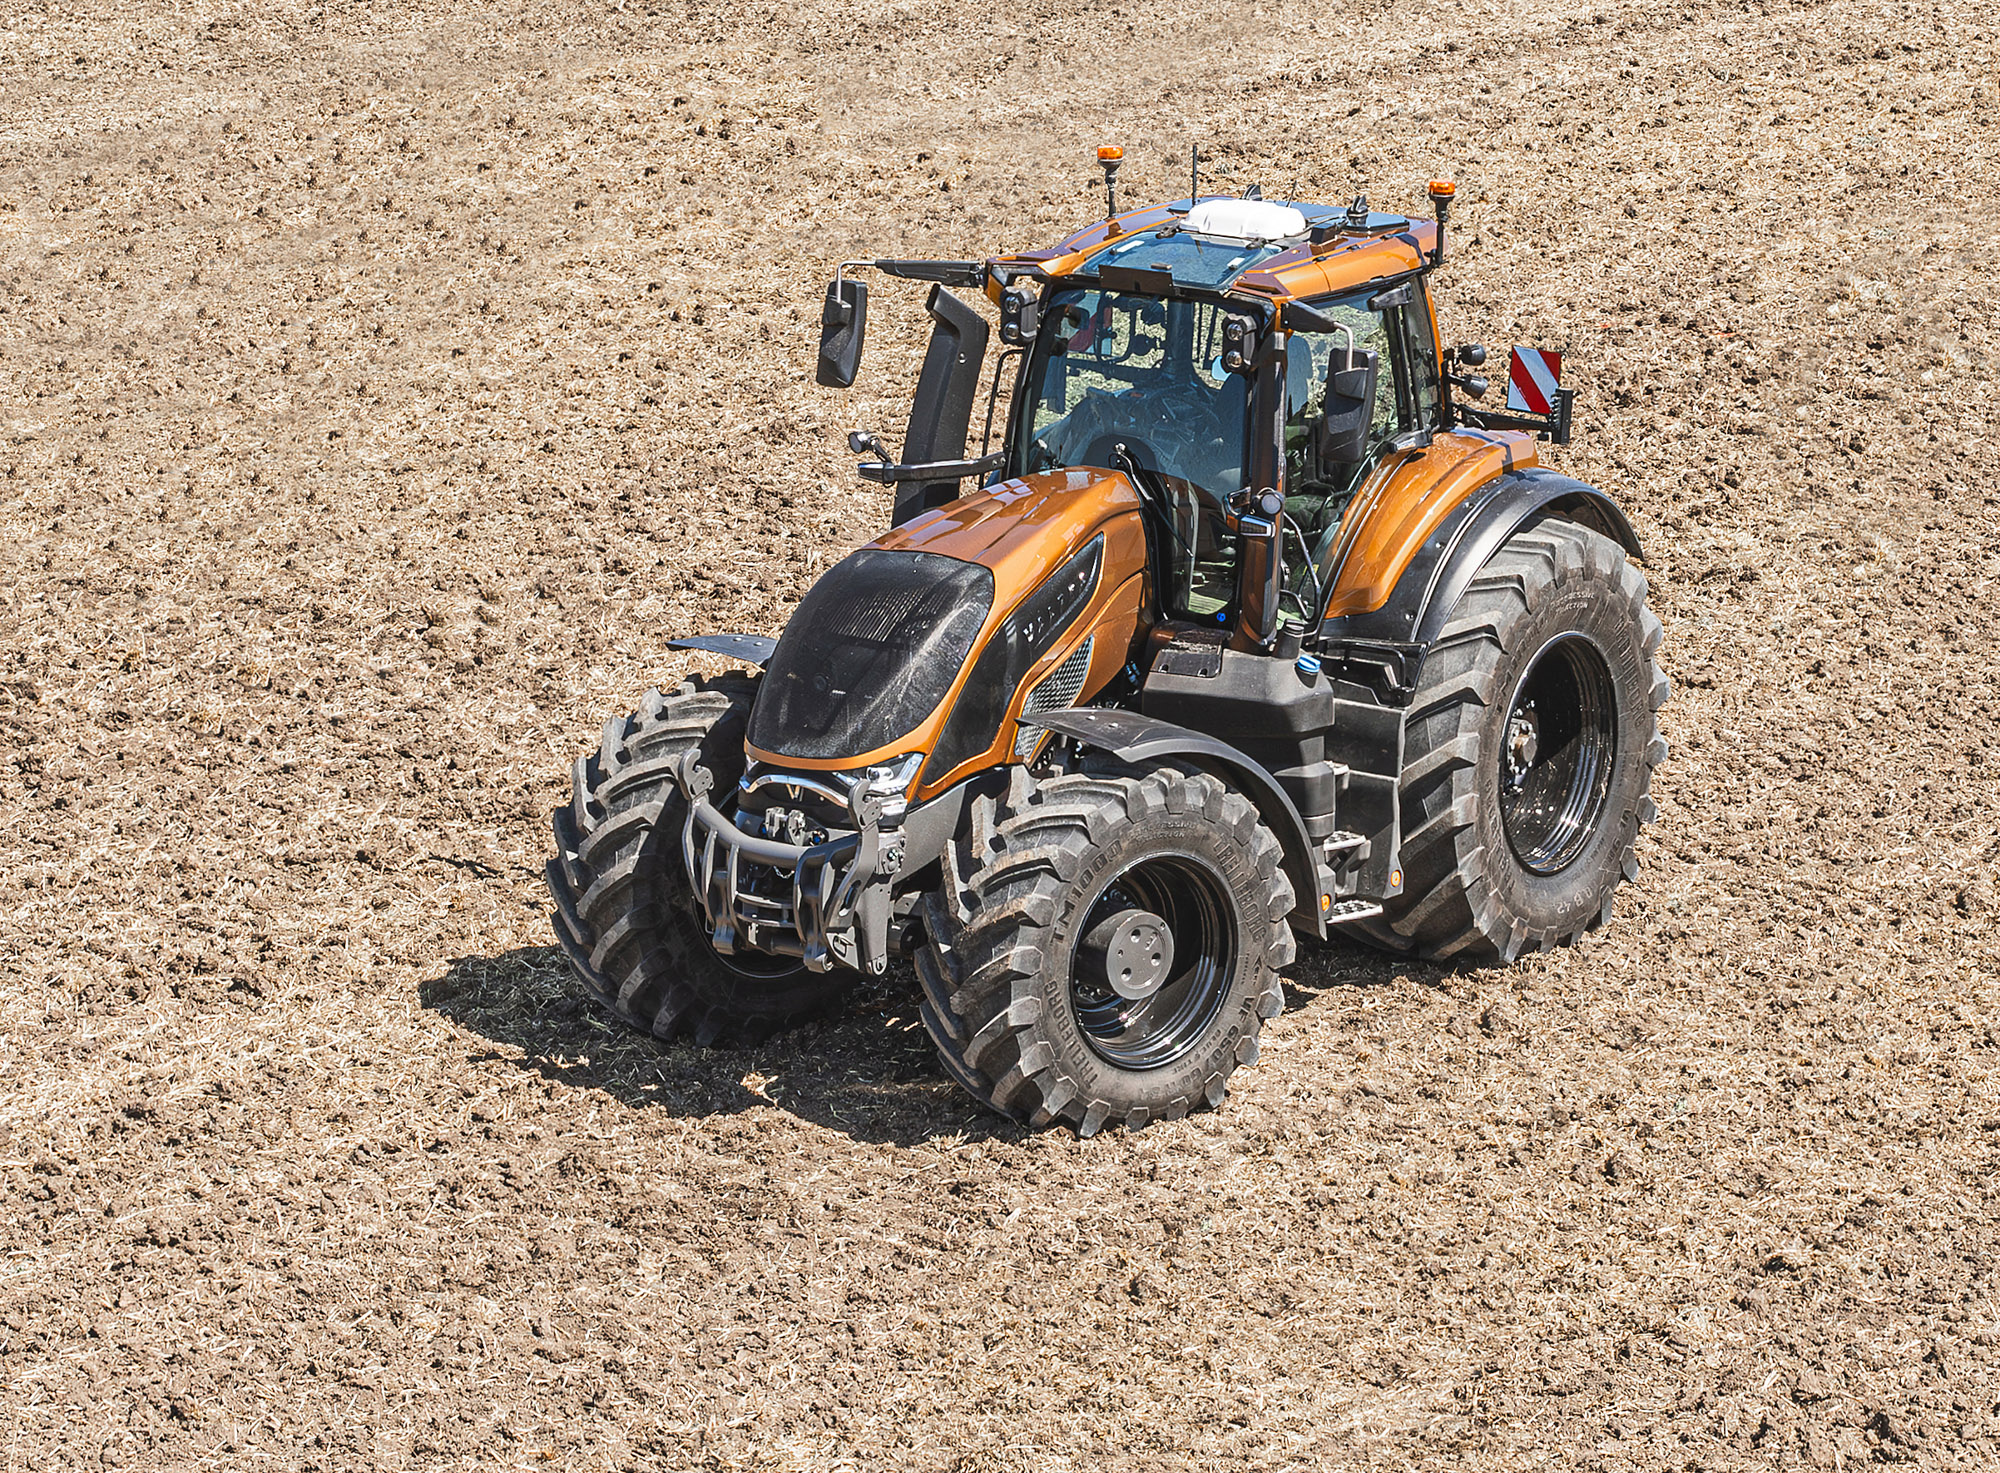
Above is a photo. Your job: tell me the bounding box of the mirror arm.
[857,451,1005,485]
[836,258,991,290]
[867,258,987,288]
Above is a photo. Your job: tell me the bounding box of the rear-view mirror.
[1320,347,1380,464]
[816,277,868,388]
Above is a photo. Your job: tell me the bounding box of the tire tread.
[546,672,846,1043]
[1353,518,1667,962]
[918,763,1293,1135]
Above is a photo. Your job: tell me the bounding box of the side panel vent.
[1015,637,1094,760]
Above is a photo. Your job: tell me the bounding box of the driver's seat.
[1282,336,1339,542]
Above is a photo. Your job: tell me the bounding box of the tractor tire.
[916,762,1295,1135]
[546,673,851,1044]
[1352,517,1667,963]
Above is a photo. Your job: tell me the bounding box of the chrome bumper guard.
[674,752,900,976]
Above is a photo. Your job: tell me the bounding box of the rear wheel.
[1353,518,1668,962]
[546,674,852,1044]
[917,763,1294,1134]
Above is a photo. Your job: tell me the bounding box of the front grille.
[1014,636,1093,760]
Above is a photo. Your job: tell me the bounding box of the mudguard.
[1020,706,1331,939]
[1317,467,1642,700]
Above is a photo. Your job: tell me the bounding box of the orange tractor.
[547,154,1666,1132]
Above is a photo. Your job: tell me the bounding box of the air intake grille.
[1014,636,1094,760]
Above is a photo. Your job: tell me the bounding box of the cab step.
[1320,830,1367,857]
[1324,898,1384,926]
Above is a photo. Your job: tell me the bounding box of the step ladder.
[1323,898,1384,926]
[1320,830,1367,860]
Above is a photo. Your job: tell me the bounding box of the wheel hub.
[1080,908,1175,1001]
[1068,857,1235,1071]
[1504,705,1540,789]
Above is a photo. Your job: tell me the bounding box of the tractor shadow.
[422,940,1419,1145]
[1277,936,1441,1015]
[419,946,1023,1147]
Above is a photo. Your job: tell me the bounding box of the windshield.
[1011,288,1248,503]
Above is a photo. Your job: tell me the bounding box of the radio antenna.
[1189,144,1199,204]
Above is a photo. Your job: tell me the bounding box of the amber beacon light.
[1426,178,1456,265]
[1098,146,1124,219]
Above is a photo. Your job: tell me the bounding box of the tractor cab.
[1001,264,1442,637]
[815,172,1528,656]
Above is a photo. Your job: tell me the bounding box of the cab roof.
[999,196,1439,306]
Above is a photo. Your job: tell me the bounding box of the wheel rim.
[1068,854,1237,1070]
[1498,634,1620,875]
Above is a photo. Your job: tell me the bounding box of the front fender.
[669,633,778,665]
[1021,706,1330,939]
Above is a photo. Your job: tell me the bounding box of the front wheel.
[546,674,852,1044]
[917,763,1295,1134]
[1352,517,1668,963]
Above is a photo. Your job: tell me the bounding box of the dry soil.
[3,0,1999,1468]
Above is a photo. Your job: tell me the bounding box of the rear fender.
[1318,466,1642,697]
[1023,706,1331,939]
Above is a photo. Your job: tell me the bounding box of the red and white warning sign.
[1506,346,1563,416]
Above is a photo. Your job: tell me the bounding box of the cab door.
[1279,280,1447,618]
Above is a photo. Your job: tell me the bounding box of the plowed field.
[3,0,1998,1466]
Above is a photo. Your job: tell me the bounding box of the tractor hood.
[877,467,1144,603]
[745,468,1148,775]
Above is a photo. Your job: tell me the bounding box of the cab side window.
[1281,281,1445,621]
[1282,294,1396,510]
[1283,282,1448,510]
